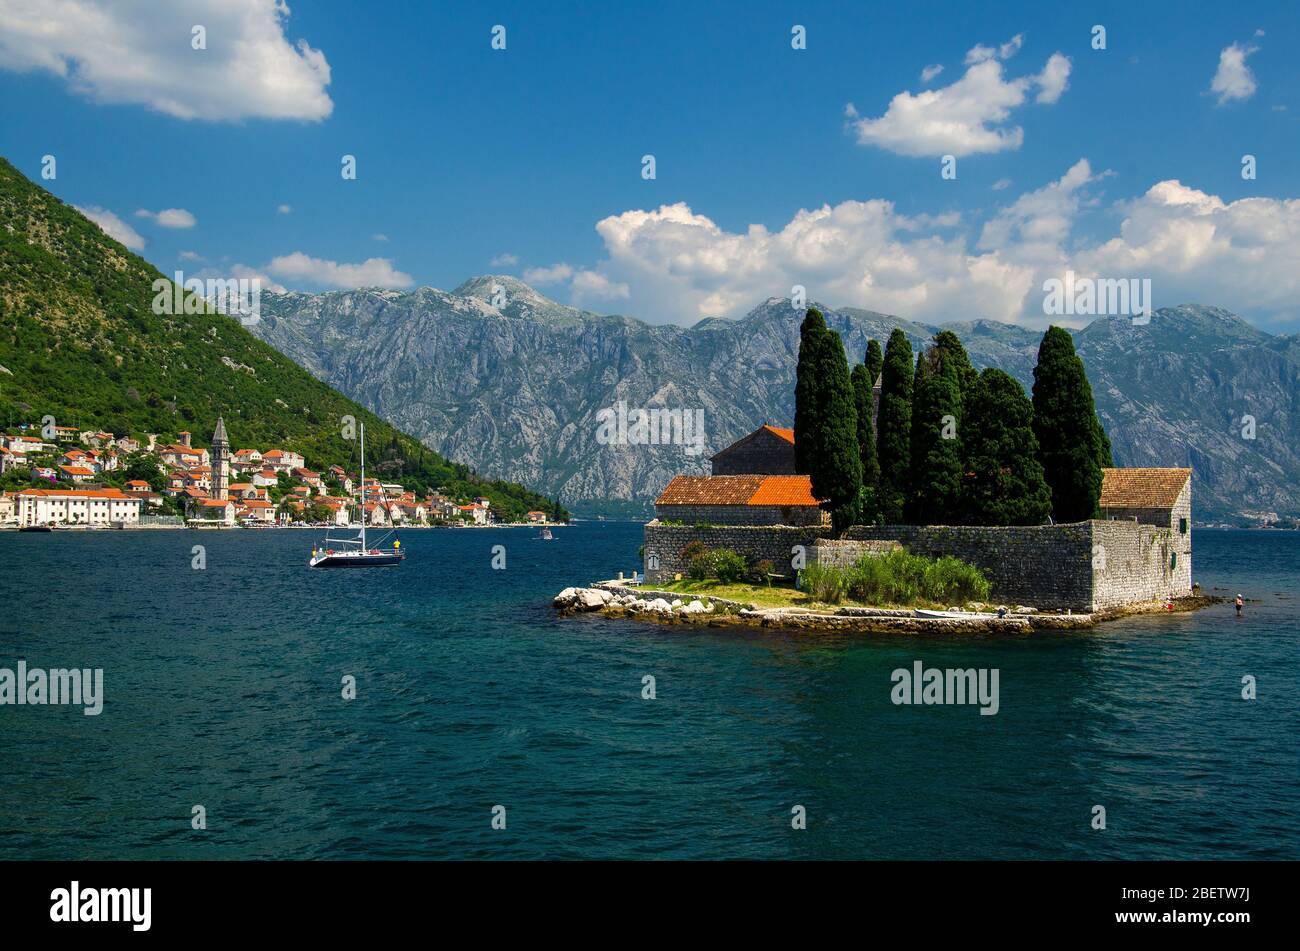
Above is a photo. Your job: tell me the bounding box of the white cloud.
[490,253,519,267]
[1210,42,1258,105]
[0,0,332,121]
[568,165,1300,329]
[920,64,943,83]
[194,264,287,294]
[847,48,1071,157]
[371,233,388,242]
[135,207,196,228]
[178,250,204,262]
[265,252,412,289]
[571,270,629,302]
[277,204,292,214]
[991,178,1012,191]
[965,33,1022,65]
[75,205,144,249]
[522,263,574,285]
[1035,53,1071,104]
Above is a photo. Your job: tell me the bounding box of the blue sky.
[1,0,1297,329]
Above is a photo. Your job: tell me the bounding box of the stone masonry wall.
[643,521,822,583]
[1091,520,1188,610]
[843,523,1095,610]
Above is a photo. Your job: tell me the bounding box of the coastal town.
[0,418,555,530]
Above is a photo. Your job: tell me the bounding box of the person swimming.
[1235,593,1244,617]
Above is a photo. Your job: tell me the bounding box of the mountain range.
[252,277,1300,522]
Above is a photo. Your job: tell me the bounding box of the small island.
[557,312,1212,633]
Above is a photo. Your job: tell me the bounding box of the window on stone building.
[1178,517,1188,534]
[1170,552,1177,570]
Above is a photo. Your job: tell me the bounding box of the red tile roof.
[656,474,821,507]
[762,425,795,445]
[1099,468,1191,509]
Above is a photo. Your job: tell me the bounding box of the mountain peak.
[453,274,551,305]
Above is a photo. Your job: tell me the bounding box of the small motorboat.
[538,527,554,540]
[19,523,54,533]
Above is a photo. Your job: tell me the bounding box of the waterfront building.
[16,488,143,526]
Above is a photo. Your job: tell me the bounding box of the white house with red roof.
[16,488,143,526]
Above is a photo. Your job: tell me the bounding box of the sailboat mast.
[360,421,366,548]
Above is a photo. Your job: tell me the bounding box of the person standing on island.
[1235,593,1244,617]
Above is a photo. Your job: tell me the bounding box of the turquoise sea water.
[0,524,1296,860]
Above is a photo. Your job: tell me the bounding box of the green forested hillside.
[0,157,565,520]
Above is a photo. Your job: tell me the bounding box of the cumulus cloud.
[920,64,943,83]
[1035,52,1071,104]
[567,166,1300,329]
[135,207,196,228]
[523,263,575,285]
[76,205,144,249]
[178,250,204,262]
[1210,42,1258,104]
[490,252,518,267]
[570,270,630,302]
[0,0,332,121]
[847,44,1071,157]
[265,252,412,289]
[277,204,292,214]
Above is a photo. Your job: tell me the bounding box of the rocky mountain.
[252,278,1300,522]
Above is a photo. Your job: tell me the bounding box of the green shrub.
[683,545,749,583]
[800,563,850,603]
[802,549,991,606]
[749,559,776,586]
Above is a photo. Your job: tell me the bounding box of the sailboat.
[308,422,405,568]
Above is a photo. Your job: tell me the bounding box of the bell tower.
[211,417,230,501]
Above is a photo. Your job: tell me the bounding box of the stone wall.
[710,430,796,475]
[1091,520,1187,610]
[643,520,822,583]
[843,523,1096,610]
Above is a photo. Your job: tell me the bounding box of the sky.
[1,0,1298,331]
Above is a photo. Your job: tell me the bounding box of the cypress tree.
[865,338,884,387]
[931,329,977,397]
[961,368,1052,525]
[907,343,964,524]
[794,308,828,474]
[875,329,913,523]
[1031,326,1111,522]
[850,362,879,521]
[811,330,862,534]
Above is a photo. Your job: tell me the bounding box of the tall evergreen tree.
[811,330,863,534]
[865,338,884,387]
[907,344,964,524]
[793,308,828,474]
[931,329,978,397]
[875,329,913,523]
[961,368,1052,525]
[1031,326,1111,522]
[850,362,879,521]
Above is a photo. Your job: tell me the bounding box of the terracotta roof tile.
[762,425,795,445]
[655,474,822,507]
[748,475,819,506]
[1100,468,1191,509]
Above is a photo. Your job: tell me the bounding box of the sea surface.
[0,524,1296,860]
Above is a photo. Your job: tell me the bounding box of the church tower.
[211,417,230,501]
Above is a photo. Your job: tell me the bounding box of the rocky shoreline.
[553,582,1221,634]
